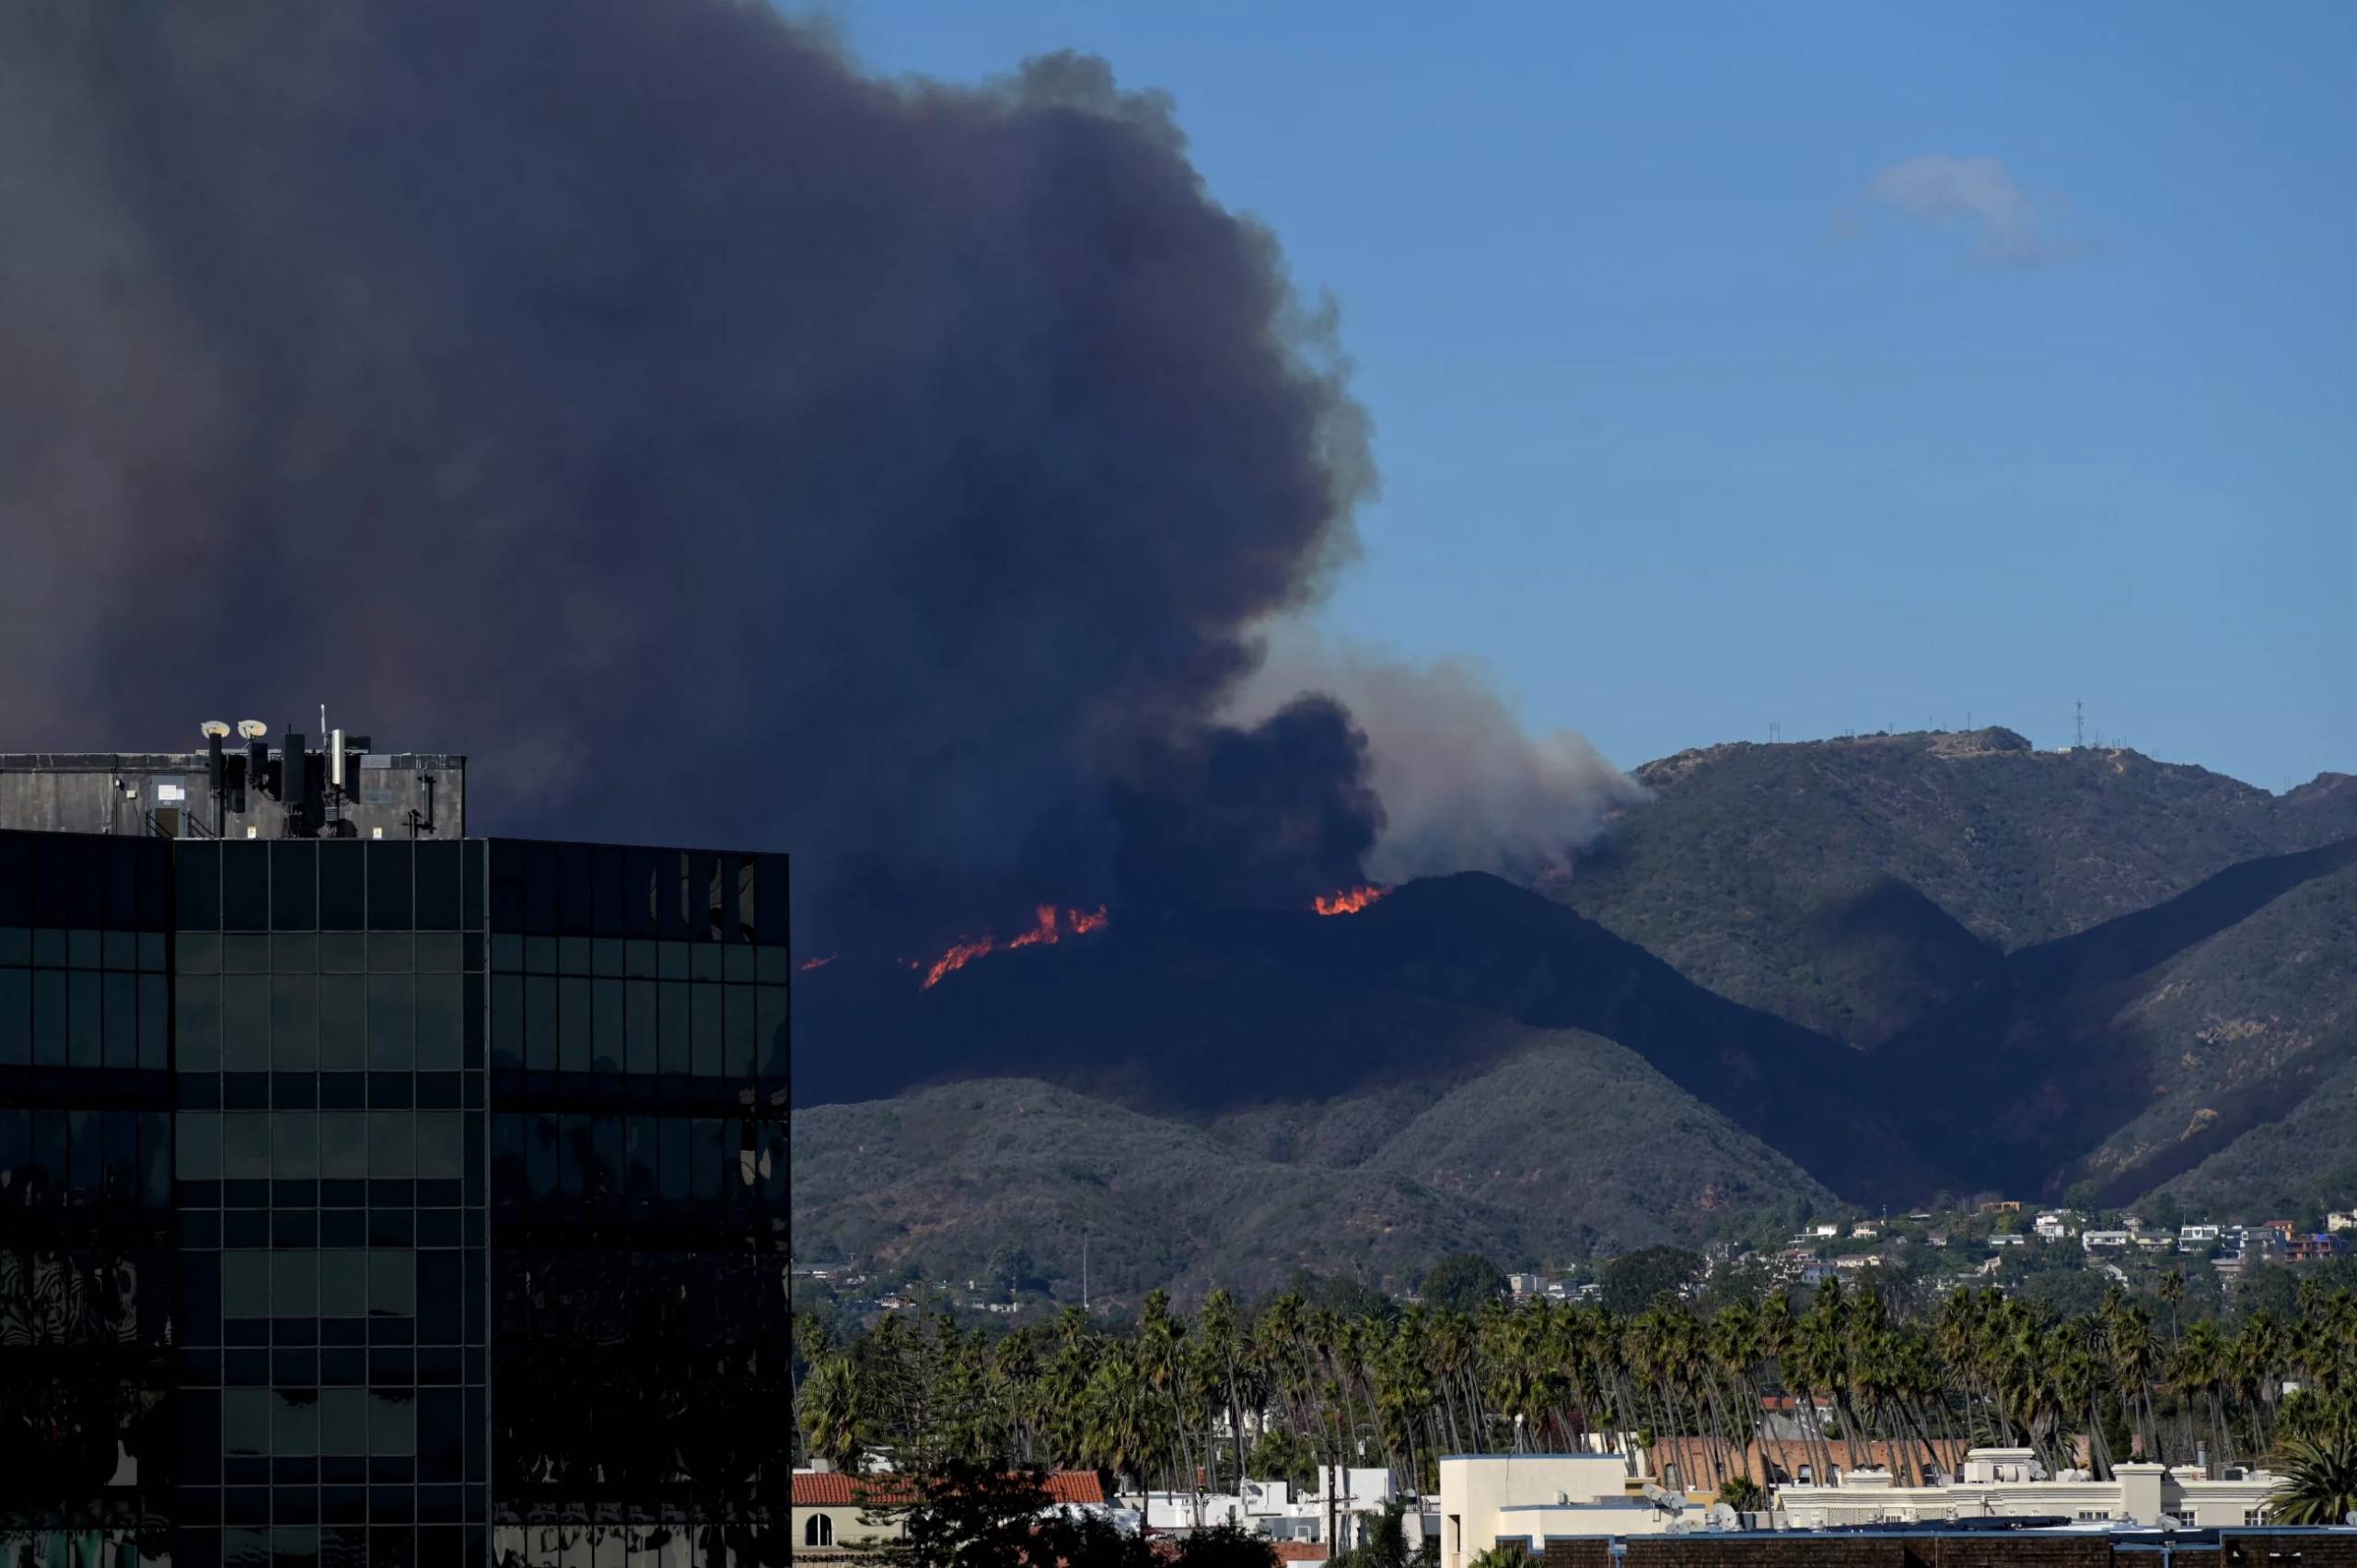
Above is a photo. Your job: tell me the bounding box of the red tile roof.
[1272,1545,1328,1562]
[1046,1472,1107,1505]
[793,1472,915,1506]
[792,1470,1105,1507]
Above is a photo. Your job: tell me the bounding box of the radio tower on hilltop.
[2074,699,2084,750]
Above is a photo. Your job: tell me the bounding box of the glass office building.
[0,794,788,1568]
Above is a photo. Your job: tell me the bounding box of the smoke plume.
[0,0,1624,948]
[1228,638,1647,886]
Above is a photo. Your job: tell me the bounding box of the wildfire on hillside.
[1313,884,1387,916]
[914,904,1112,990]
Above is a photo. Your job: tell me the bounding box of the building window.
[806,1515,834,1548]
[2245,1508,2266,1526]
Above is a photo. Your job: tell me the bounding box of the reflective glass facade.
[0,832,787,1568]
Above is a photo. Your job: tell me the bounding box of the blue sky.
[832,1,2355,790]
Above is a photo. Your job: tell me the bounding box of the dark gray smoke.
[0,0,1381,947]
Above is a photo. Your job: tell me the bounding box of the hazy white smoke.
[1229,636,1647,886]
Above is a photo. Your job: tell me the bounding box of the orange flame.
[1313,884,1387,916]
[915,905,1112,989]
[1005,904,1061,951]
[798,953,838,972]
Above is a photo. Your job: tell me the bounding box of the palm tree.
[2176,1318,2234,1473]
[801,1354,866,1470]
[2235,1312,2289,1457]
[2267,1426,2357,1525]
[1081,1344,1172,1505]
[1201,1288,1250,1494]
[1706,1301,1765,1489]
[2158,1270,2192,1461]
[2107,1298,2165,1463]
[1139,1291,1198,1504]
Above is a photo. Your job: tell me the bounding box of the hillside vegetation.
[1562,729,2357,1045]
[790,1028,1834,1295]
[792,726,2357,1290]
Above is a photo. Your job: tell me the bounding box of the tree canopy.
[1419,1253,1507,1315]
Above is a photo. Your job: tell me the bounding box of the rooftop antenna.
[236,720,269,813]
[201,721,231,837]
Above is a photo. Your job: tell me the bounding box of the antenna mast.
[2074,699,2084,750]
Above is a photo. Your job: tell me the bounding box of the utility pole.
[1082,1230,1089,1313]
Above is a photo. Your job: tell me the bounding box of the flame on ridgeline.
[915,904,1112,990]
[1313,884,1387,916]
[798,954,838,972]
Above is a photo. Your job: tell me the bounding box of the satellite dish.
[200,721,231,739]
[236,720,269,739]
[1642,1483,1684,1515]
[1708,1503,1740,1530]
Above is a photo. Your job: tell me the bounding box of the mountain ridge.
[791,726,2357,1290]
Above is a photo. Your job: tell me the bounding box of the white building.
[1436,1453,1688,1565]
[1775,1449,2282,1530]
[1991,1234,2026,1249]
[2034,1213,2074,1241]
[2084,1230,2132,1250]
[1147,1470,1403,1553]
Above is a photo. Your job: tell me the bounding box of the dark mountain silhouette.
[792,727,2357,1288]
[794,870,1942,1199]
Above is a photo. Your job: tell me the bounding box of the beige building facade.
[1774,1448,2282,1529]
